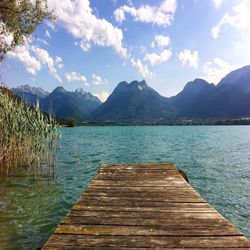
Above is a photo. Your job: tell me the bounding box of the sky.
[1,0,250,101]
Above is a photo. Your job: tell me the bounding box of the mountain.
[218,65,250,93]
[171,65,250,119]
[40,87,102,121]
[12,84,49,106]
[170,79,216,118]
[91,80,176,121]
[12,85,102,121]
[92,65,250,122]
[11,65,250,122]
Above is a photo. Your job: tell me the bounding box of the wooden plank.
[91,180,189,186]
[54,224,242,236]
[76,197,206,206]
[86,186,193,192]
[73,204,216,213]
[69,210,222,219]
[44,247,250,250]
[96,171,180,175]
[61,215,232,227]
[84,188,202,196]
[43,163,250,249]
[100,163,176,169]
[44,235,250,248]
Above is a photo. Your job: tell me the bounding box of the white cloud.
[92,74,108,85]
[211,25,220,39]
[65,71,87,83]
[0,22,14,50]
[144,49,172,66]
[151,35,170,48]
[48,0,128,58]
[55,56,64,68]
[55,56,62,64]
[203,57,237,83]
[45,30,51,39]
[114,8,126,22]
[212,0,225,9]
[31,46,62,82]
[65,71,89,86]
[131,58,153,78]
[178,49,199,69]
[46,21,57,31]
[114,0,177,27]
[93,91,110,102]
[79,40,91,52]
[36,37,49,46]
[7,38,63,81]
[8,44,41,75]
[211,2,250,39]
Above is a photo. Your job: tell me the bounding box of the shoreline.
[60,118,250,127]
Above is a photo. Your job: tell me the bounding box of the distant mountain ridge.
[218,65,250,93]
[92,65,250,121]
[12,65,250,122]
[11,84,49,106]
[91,80,176,121]
[170,65,250,119]
[12,85,102,121]
[169,79,216,119]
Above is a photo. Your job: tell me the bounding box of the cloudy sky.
[1,0,250,101]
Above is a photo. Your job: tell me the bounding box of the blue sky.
[1,0,250,101]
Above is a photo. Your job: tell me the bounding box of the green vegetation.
[67,118,76,127]
[0,86,60,179]
[0,0,52,61]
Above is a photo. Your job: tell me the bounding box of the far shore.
[59,118,250,127]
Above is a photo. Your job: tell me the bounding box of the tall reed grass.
[0,85,60,179]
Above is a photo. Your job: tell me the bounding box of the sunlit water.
[0,126,250,249]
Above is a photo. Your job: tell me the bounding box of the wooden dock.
[43,163,250,249]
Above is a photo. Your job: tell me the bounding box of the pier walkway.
[43,163,250,249]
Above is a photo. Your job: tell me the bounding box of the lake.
[0,126,250,249]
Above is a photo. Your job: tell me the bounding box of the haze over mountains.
[12,65,250,122]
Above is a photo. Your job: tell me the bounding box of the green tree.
[67,118,77,127]
[0,0,52,61]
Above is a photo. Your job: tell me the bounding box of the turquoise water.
[0,126,250,249]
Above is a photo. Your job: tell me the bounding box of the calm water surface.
[0,126,250,249]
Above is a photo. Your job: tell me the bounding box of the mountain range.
[12,85,102,121]
[12,65,250,122]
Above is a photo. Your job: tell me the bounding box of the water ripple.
[0,126,249,249]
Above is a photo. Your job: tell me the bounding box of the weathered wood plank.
[68,210,222,218]
[43,247,250,250]
[91,181,189,187]
[54,224,242,236]
[42,163,250,249]
[100,163,176,169]
[61,215,231,227]
[44,235,250,248]
[79,199,207,205]
[86,186,193,192]
[83,189,203,197]
[94,176,187,181]
[76,197,206,206]
[96,171,180,176]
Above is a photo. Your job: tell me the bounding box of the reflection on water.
[0,126,250,249]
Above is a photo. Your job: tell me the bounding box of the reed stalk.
[0,85,60,179]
